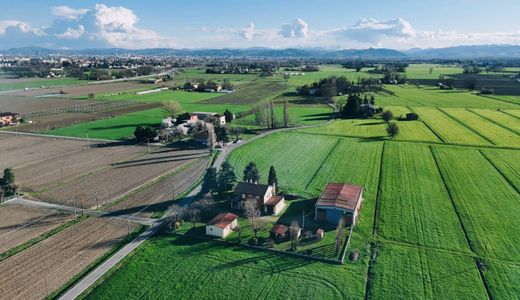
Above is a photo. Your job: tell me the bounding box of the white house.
[206,212,238,238]
[232,182,285,216]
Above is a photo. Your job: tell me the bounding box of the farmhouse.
[231,182,285,215]
[205,212,238,238]
[194,112,226,125]
[0,112,20,126]
[315,183,363,225]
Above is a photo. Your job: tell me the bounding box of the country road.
[58,120,333,299]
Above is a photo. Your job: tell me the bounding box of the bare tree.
[283,98,289,127]
[198,193,215,212]
[335,217,346,256]
[243,199,266,244]
[165,204,185,230]
[162,101,183,118]
[188,207,201,228]
[232,225,242,244]
[289,220,300,251]
[269,100,276,129]
[206,123,216,155]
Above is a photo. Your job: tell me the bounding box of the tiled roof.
[265,195,283,206]
[270,224,288,235]
[207,212,238,229]
[235,182,270,197]
[316,183,363,211]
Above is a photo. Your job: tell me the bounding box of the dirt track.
[0,205,73,254]
[0,217,136,300]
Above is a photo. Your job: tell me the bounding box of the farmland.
[0,77,86,91]
[84,233,367,299]
[469,108,520,134]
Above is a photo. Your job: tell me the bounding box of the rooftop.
[207,212,238,229]
[270,224,288,235]
[265,195,284,206]
[315,183,363,211]
[235,182,270,197]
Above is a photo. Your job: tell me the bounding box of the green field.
[469,108,520,134]
[369,243,487,300]
[411,107,490,145]
[481,149,520,191]
[204,80,288,105]
[378,85,519,108]
[483,260,520,299]
[377,143,469,251]
[404,64,462,79]
[84,233,367,299]
[284,65,379,87]
[0,77,86,91]
[433,147,520,261]
[233,104,332,127]
[440,108,520,146]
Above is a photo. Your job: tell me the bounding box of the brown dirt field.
[11,81,153,98]
[0,205,73,254]
[0,217,137,300]
[35,146,210,208]
[0,95,95,113]
[106,157,209,218]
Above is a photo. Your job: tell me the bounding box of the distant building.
[206,212,238,238]
[315,183,363,225]
[232,182,285,215]
[194,112,226,126]
[203,84,222,92]
[0,112,20,126]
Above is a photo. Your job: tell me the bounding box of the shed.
[206,212,238,238]
[315,183,363,225]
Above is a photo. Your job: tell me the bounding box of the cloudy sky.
[1,0,520,50]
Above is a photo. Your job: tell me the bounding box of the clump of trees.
[254,100,290,129]
[298,76,382,98]
[0,168,17,197]
[339,94,378,119]
[243,162,260,184]
[387,122,399,139]
[134,126,157,142]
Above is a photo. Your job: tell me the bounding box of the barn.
[314,183,363,225]
[205,212,238,238]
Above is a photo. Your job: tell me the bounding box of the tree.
[232,225,242,244]
[133,126,157,142]
[162,101,183,118]
[243,161,260,183]
[165,204,185,230]
[267,165,278,187]
[222,79,233,90]
[217,161,236,194]
[283,98,289,127]
[229,126,243,141]
[341,94,361,118]
[206,123,216,155]
[335,217,346,256]
[201,167,218,193]
[387,122,399,138]
[223,109,234,123]
[283,73,290,82]
[198,193,215,212]
[1,168,17,197]
[320,82,337,101]
[243,199,267,244]
[188,207,200,228]
[334,97,346,114]
[254,104,270,129]
[289,220,300,251]
[87,93,95,99]
[382,110,394,123]
[215,126,229,143]
[268,101,276,129]
[2,168,15,185]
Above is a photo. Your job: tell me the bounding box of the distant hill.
[1,45,520,59]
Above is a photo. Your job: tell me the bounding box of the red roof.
[270,224,288,235]
[315,183,363,211]
[207,212,238,229]
[265,195,284,206]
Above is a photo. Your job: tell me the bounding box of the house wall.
[273,198,285,215]
[206,225,224,237]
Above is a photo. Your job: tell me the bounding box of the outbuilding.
[314,183,363,225]
[205,212,238,238]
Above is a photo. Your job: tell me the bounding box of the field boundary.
[500,110,520,120]
[479,151,520,197]
[437,108,495,145]
[371,142,386,235]
[304,138,341,190]
[467,109,520,135]
[408,106,446,143]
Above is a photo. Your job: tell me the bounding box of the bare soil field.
[0,95,95,113]
[10,81,153,98]
[107,157,209,218]
[0,204,73,254]
[0,217,137,300]
[35,145,210,208]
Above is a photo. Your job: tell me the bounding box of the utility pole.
[73,197,77,218]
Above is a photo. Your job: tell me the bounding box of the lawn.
[404,63,462,80]
[233,104,332,127]
[369,242,487,300]
[379,85,519,108]
[432,147,520,262]
[411,107,490,145]
[480,149,520,191]
[440,108,520,146]
[227,132,339,195]
[203,80,289,105]
[83,233,367,299]
[377,143,469,251]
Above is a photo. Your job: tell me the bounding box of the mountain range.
[1,45,520,59]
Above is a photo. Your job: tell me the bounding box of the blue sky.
[1,0,520,49]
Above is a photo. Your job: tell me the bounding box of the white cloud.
[56,25,85,39]
[239,22,255,40]
[0,20,42,35]
[332,18,415,45]
[280,18,309,38]
[51,6,89,20]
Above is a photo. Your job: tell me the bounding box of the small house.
[0,112,20,126]
[232,182,285,215]
[315,183,363,225]
[270,224,289,240]
[206,212,238,238]
[194,112,226,126]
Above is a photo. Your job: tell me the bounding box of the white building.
[206,212,238,238]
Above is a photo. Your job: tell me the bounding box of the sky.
[1,0,520,50]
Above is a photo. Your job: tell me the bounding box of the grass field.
[377,143,469,251]
[440,108,520,146]
[411,107,490,145]
[469,108,520,134]
[0,77,86,91]
[378,85,519,108]
[204,80,288,105]
[227,132,339,195]
[483,260,520,299]
[369,243,487,300]
[284,65,379,87]
[433,147,520,261]
[233,104,332,127]
[404,64,462,79]
[83,233,367,299]
[481,149,520,191]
